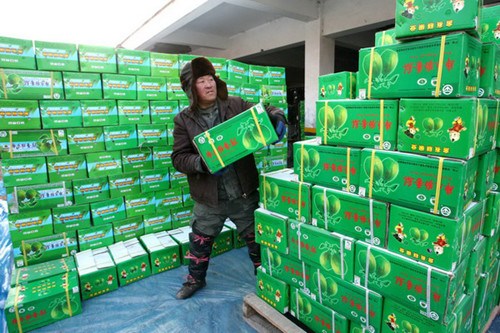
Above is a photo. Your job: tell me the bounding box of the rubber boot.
[176,231,214,299]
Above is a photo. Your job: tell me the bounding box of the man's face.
[195,74,217,107]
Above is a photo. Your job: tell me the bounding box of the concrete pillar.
[304,19,335,133]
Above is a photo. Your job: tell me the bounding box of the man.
[172,57,286,299]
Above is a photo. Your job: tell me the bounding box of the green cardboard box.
[375,28,399,47]
[81,100,118,127]
[261,85,287,104]
[260,168,311,222]
[150,101,179,124]
[397,98,498,160]
[483,232,500,273]
[150,52,179,77]
[357,33,482,99]
[171,207,192,229]
[255,208,289,254]
[78,44,117,73]
[104,125,138,151]
[1,156,47,187]
[182,186,194,207]
[52,204,91,233]
[40,100,82,129]
[380,296,462,333]
[483,191,500,237]
[480,4,500,44]
[108,171,141,198]
[260,246,310,290]
[473,259,500,332]
[108,238,151,286]
[67,127,105,154]
[72,176,109,205]
[169,170,188,188]
[168,226,191,265]
[178,98,190,112]
[226,81,241,97]
[194,103,277,173]
[206,56,227,78]
[90,197,126,226]
[136,75,166,100]
[10,257,76,287]
[289,220,355,282]
[293,140,361,193]
[46,154,87,182]
[311,185,389,247]
[256,267,289,314]
[117,100,150,124]
[113,216,144,243]
[75,247,118,300]
[475,149,496,201]
[140,231,181,274]
[178,54,198,70]
[226,60,249,83]
[224,220,246,249]
[7,181,73,214]
[117,49,150,76]
[143,213,172,234]
[308,266,383,332]
[86,151,122,178]
[166,77,186,100]
[140,167,169,193]
[121,147,154,172]
[241,83,261,103]
[316,99,398,150]
[289,287,350,333]
[387,201,483,272]
[355,240,469,324]
[137,124,167,147]
[465,235,486,293]
[479,43,500,98]
[12,232,78,268]
[34,40,78,71]
[0,129,68,159]
[62,72,102,100]
[211,226,233,257]
[102,74,136,100]
[318,71,356,100]
[4,271,81,333]
[0,36,35,69]
[495,148,500,190]
[0,100,40,130]
[0,69,64,100]
[359,149,478,219]
[77,224,114,251]
[125,192,155,217]
[267,66,286,85]
[8,209,53,243]
[249,65,268,84]
[394,0,481,39]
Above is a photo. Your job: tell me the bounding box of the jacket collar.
[183,98,229,125]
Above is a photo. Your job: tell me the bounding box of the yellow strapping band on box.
[263,175,267,210]
[368,150,376,198]
[22,239,28,266]
[433,158,445,214]
[379,100,384,149]
[346,148,351,191]
[250,108,266,145]
[473,100,480,155]
[381,31,387,46]
[9,130,14,158]
[435,35,447,98]
[300,143,305,182]
[63,232,69,256]
[14,285,23,333]
[204,131,225,169]
[50,129,59,155]
[64,273,73,317]
[298,181,303,221]
[0,69,7,99]
[323,101,328,144]
[367,48,375,100]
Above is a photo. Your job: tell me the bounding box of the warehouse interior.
[1,0,500,332]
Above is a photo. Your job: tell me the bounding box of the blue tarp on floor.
[0,200,257,333]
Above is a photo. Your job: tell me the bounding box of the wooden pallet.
[242,293,305,333]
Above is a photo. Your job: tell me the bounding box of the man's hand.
[268,110,287,144]
[274,120,286,142]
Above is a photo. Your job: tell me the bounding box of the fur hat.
[180,57,228,109]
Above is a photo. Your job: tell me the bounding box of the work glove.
[268,110,287,144]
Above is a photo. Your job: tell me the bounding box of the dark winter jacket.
[171,96,282,207]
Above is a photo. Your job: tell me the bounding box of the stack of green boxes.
[254,1,500,332]
[0,34,289,331]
